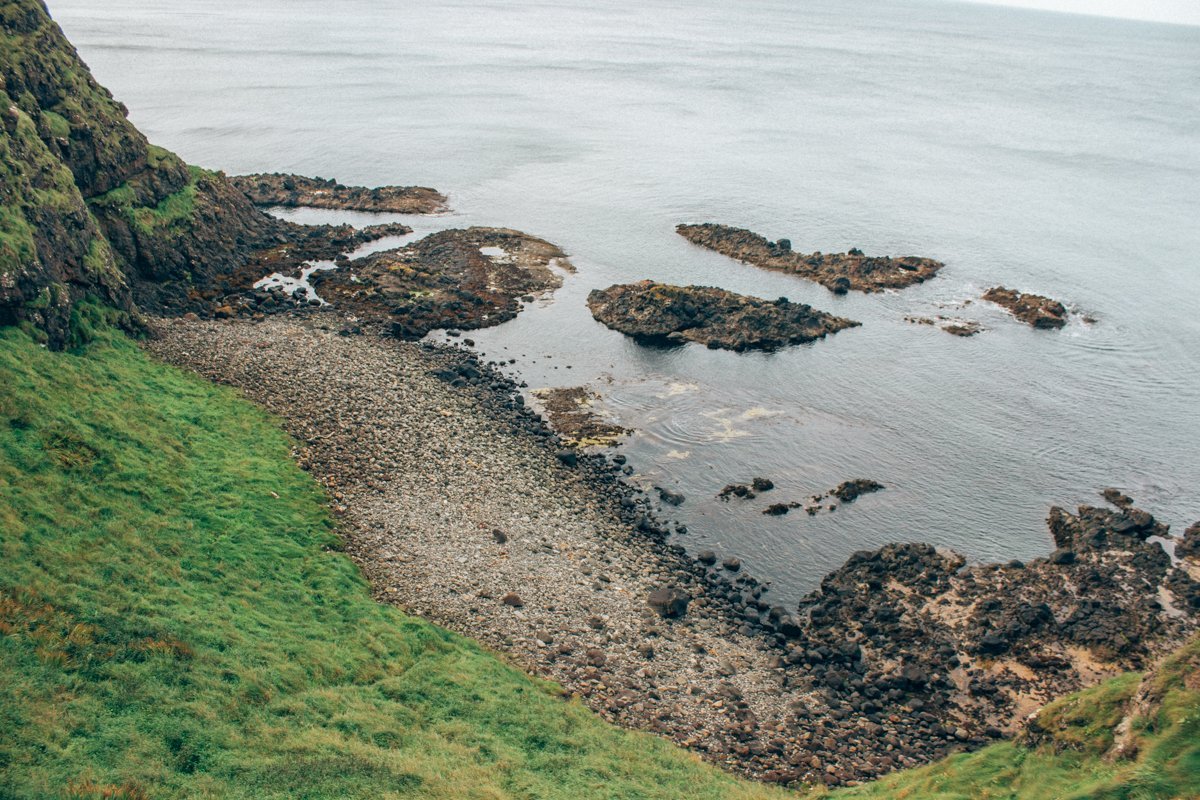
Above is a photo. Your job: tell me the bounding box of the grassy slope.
[825,637,1200,800]
[0,322,783,800]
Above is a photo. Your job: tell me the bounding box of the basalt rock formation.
[983,286,1068,329]
[311,227,571,339]
[230,172,449,214]
[677,223,944,293]
[0,0,291,346]
[586,281,859,351]
[775,502,1195,780]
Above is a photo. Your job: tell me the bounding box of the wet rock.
[532,386,628,447]
[982,286,1068,329]
[656,487,686,506]
[230,172,448,214]
[586,281,859,352]
[677,223,944,293]
[1175,522,1200,561]
[647,587,691,618]
[752,477,775,492]
[696,550,718,565]
[719,483,757,500]
[312,227,571,340]
[830,479,885,503]
[1101,488,1134,509]
[722,557,742,572]
[763,503,790,516]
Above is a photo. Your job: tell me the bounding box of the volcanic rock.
[982,286,1068,329]
[677,223,943,293]
[312,227,571,338]
[230,172,448,214]
[587,281,859,352]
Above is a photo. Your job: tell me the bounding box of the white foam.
[253,260,337,305]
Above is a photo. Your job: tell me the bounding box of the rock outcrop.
[982,286,1068,329]
[531,386,628,448]
[677,223,944,293]
[785,502,1193,769]
[311,227,571,339]
[229,172,448,214]
[587,281,859,351]
[0,0,289,346]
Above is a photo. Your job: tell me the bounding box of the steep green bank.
[0,0,279,348]
[0,321,782,800]
[824,636,1200,800]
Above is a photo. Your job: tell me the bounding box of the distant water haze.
[53,0,1200,603]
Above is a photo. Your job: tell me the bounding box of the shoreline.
[144,313,1198,788]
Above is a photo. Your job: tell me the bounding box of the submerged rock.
[531,386,628,448]
[587,281,859,352]
[677,223,944,293]
[982,286,1068,329]
[230,172,448,214]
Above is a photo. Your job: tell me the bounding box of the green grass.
[2,317,1196,800]
[0,325,786,800]
[824,637,1200,800]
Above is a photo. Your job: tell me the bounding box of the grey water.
[53,0,1200,603]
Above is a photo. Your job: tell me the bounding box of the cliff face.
[0,0,281,347]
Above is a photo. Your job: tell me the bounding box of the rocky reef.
[983,286,1068,329]
[531,386,629,448]
[677,223,944,293]
[906,315,983,337]
[229,172,448,214]
[586,281,859,351]
[311,227,570,339]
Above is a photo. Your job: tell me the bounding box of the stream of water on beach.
[54,0,1200,603]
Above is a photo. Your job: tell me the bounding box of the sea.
[52,0,1200,603]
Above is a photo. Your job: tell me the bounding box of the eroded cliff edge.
[0,0,294,346]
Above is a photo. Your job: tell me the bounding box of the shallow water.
[54,0,1200,603]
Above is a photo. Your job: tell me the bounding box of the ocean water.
[53,0,1200,603]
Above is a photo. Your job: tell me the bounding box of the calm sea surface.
[52,0,1200,602]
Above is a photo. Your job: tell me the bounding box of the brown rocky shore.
[677,223,944,293]
[313,227,570,339]
[145,313,1199,789]
[587,281,859,351]
[230,172,449,214]
[983,286,1069,329]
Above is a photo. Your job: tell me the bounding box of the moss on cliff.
[0,0,281,347]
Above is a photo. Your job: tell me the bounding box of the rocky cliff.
[0,0,282,347]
